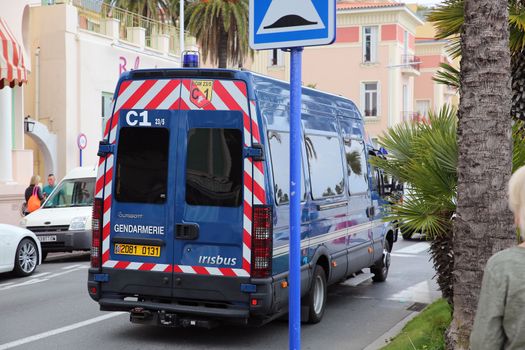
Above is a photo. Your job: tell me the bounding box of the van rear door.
[102,78,182,297]
[171,79,259,284]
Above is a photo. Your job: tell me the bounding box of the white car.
[0,224,42,276]
[20,166,96,260]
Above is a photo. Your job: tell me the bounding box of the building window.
[362,82,379,117]
[416,100,431,120]
[362,26,378,63]
[101,92,113,137]
[268,49,283,67]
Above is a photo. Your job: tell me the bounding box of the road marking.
[0,266,87,291]
[61,264,82,270]
[388,280,440,304]
[30,272,51,278]
[0,282,15,287]
[0,312,125,350]
[395,242,429,254]
[390,253,423,258]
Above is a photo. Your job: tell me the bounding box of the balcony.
[72,0,196,56]
[400,55,421,77]
[401,111,426,123]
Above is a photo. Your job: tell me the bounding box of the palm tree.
[106,0,172,22]
[448,0,514,348]
[375,111,525,344]
[428,0,525,122]
[372,106,458,304]
[186,0,249,68]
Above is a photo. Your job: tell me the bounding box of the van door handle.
[366,206,375,218]
[176,223,199,240]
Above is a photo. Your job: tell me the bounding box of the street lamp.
[24,116,35,133]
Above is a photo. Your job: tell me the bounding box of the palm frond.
[433,63,460,89]
[426,0,464,40]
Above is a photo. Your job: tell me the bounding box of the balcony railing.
[71,0,194,56]
[401,111,426,123]
[401,55,421,72]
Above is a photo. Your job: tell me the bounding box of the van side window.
[115,127,169,204]
[305,134,345,199]
[267,130,305,205]
[344,138,369,195]
[186,128,243,207]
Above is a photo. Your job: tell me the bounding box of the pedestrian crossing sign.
[250,0,336,50]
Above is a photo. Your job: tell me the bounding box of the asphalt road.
[0,238,440,350]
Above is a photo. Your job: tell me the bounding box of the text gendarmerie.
[113,224,165,235]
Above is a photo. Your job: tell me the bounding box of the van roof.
[120,68,362,120]
[63,166,96,180]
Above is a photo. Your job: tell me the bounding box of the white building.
[0,0,188,225]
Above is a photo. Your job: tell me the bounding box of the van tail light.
[251,205,273,278]
[91,198,103,268]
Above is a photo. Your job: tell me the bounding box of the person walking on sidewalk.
[23,175,44,215]
[470,165,525,350]
[42,173,56,199]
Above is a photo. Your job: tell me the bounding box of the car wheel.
[371,240,391,282]
[14,238,38,276]
[304,265,327,324]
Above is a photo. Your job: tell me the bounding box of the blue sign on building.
[249,0,336,50]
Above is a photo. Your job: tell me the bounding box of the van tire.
[304,265,327,324]
[371,240,391,282]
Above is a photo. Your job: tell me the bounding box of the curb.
[362,311,419,350]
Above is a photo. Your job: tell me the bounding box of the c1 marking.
[126,111,152,127]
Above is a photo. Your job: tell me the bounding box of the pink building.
[248,1,457,144]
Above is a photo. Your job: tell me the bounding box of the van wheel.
[371,240,391,282]
[304,265,327,324]
[14,239,38,277]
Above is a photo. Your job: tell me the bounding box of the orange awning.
[0,17,28,89]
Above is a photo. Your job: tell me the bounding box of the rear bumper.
[99,298,249,318]
[87,267,287,325]
[37,230,91,252]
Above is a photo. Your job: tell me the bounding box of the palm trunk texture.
[446,1,515,349]
[218,30,228,68]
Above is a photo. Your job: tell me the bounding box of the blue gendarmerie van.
[88,68,396,328]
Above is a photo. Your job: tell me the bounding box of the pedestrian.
[23,175,44,215]
[470,165,525,350]
[42,173,56,199]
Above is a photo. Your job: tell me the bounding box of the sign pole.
[289,46,303,350]
[80,149,83,167]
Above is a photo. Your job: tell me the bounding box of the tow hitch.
[129,308,219,329]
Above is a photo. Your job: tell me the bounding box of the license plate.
[114,243,161,257]
[38,235,57,242]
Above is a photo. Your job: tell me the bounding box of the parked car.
[20,166,96,260]
[0,224,42,276]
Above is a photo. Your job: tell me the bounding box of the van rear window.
[115,127,169,204]
[185,128,243,207]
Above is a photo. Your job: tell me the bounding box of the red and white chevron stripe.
[94,78,265,277]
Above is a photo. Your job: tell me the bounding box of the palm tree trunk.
[446,0,515,349]
[218,29,228,68]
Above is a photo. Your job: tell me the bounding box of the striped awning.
[0,17,27,89]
